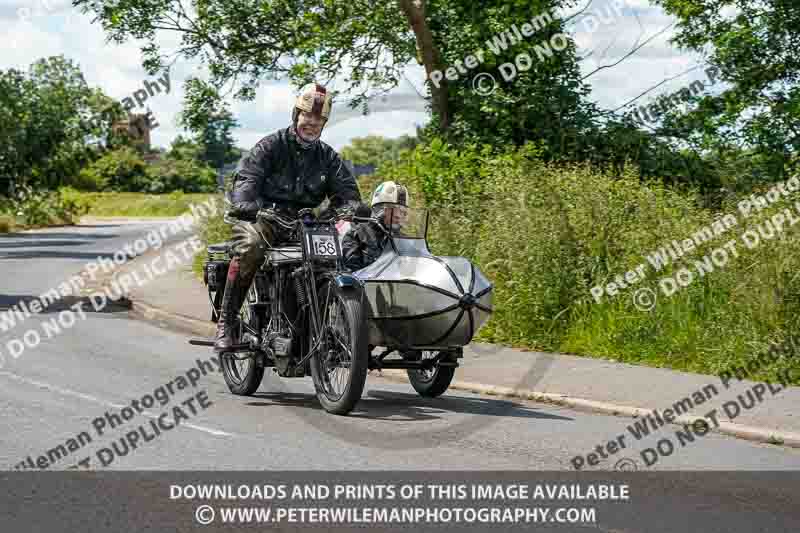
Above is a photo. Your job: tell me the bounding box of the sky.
[0,0,720,151]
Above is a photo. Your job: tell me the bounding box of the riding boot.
[214,257,257,352]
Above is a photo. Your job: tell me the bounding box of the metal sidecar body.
[350,208,493,350]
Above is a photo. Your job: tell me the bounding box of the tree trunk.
[397,0,450,131]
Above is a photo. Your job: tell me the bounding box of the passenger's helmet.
[293,83,332,122]
[371,181,410,231]
[371,181,410,208]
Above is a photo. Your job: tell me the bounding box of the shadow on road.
[245,388,573,423]
[0,240,95,249]
[0,251,117,261]
[0,230,121,240]
[0,294,131,314]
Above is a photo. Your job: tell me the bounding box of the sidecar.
[350,208,493,351]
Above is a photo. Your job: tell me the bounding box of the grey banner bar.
[1,471,799,532]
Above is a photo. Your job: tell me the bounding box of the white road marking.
[0,370,234,437]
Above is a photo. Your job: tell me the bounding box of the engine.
[262,330,304,377]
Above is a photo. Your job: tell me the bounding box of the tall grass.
[377,140,800,382]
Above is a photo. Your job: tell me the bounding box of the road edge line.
[376,371,800,449]
[129,297,800,450]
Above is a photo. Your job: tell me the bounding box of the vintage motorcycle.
[190,205,493,416]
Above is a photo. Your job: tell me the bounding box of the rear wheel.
[407,351,456,398]
[310,280,369,415]
[221,283,265,396]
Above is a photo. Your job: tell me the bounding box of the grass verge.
[85,191,213,217]
[0,215,16,233]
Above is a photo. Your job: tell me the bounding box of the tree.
[176,80,241,169]
[0,55,132,194]
[166,135,204,161]
[77,147,150,192]
[197,109,240,170]
[0,56,104,192]
[75,0,727,190]
[649,0,800,186]
[74,1,594,149]
[341,134,419,169]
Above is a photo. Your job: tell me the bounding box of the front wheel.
[407,351,456,398]
[310,280,369,415]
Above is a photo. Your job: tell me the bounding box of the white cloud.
[324,111,429,150]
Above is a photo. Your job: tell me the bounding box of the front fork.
[288,266,325,372]
[305,266,324,344]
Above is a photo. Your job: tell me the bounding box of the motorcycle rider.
[342,181,410,271]
[215,83,362,352]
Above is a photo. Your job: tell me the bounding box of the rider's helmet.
[292,83,332,145]
[371,181,410,232]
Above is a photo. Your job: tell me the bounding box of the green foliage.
[11,186,64,226]
[84,192,213,217]
[0,185,93,228]
[0,56,101,192]
[191,195,232,277]
[55,186,94,222]
[650,0,800,184]
[0,55,215,196]
[424,1,599,149]
[71,0,797,198]
[75,145,218,193]
[77,147,150,192]
[176,90,241,168]
[166,135,204,161]
[147,158,217,193]
[379,136,489,205]
[198,110,240,169]
[378,140,800,381]
[69,164,111,191]
[0,215,15,233]
[75,0,596,150]
[340,135,419,171]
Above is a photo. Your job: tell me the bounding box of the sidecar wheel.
[407,351,456,398]
[310,281,369,415]
[221,284,264,396]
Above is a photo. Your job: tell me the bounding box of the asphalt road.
[1,222,800,531]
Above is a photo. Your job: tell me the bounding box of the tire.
[221,283,265,396]
[407,351,456,398]
[310,280,369,415]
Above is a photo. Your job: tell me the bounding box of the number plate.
[311,234,337,257]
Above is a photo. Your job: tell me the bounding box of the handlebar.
[255,207,357,228]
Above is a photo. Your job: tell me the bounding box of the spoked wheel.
[407,350,456,398]
[310,280,369,415]
[221,284,265,396]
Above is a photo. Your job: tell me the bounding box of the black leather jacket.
[228,126,361,218]
[342,221,389,271]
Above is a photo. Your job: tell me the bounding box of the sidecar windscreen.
[353,215,493,348]
[374,206,427,239]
